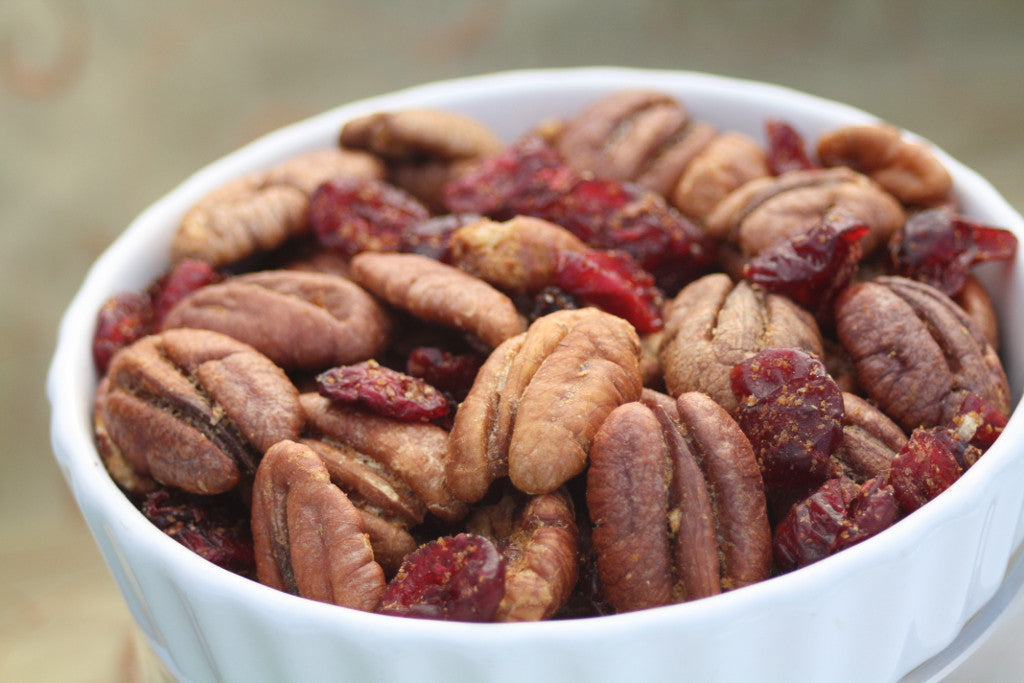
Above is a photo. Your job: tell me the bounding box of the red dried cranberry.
[953,392,1008,451]
[309,177,430,256]
[773,478,848,570]
[731,347,844,487]
[317,359,450,422]
[765,119,818,175]
[151,258,222,326]
[378,533,506,622]
[405,346,483,401]
[887,426,968,513]
[92,292,154,374]
[552,249,664,334]
[833,476,899,552]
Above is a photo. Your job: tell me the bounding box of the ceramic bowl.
[48,67,1024,682]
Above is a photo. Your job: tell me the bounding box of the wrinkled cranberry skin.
[151,258,222,326]
[378,533,506,622]
[317,359,450,422]
[765,119,818,175]
[954,392,1008,451]
[887,427,969,513]
[405,346,483,402]
[731,347,845,487]
[834,477,899,552]
[92,292,155,374]
[310,178,430,256]
[553,249,664,334]
[773,478,848,570]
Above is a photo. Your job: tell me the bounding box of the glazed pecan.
[349,251,526,349]
[161,270,391,370]
[172,148,384,267]
[448,308,643,501]
[94,328,302,495]
[835,276,1010,432]
[659,273,824,412]
[251,440,385,609]
[587,393,771,612]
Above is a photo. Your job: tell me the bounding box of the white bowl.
[49,67,1024,683]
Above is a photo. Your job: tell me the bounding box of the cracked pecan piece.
[93,328,302,495]
[251,439,385,609]
[448,308,643,501]
[587,393,771,612]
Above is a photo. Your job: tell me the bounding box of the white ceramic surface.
[48,67,1024,683]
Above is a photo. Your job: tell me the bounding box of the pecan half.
[251,440,385,609]
[162,270,391,370]
[835,275,1010,432]
[448,308,643,501]
[670,132,770,222]
[587,393,771,612]
[659,273,824,412]
[94,328,302,495]
[830,392,907,482]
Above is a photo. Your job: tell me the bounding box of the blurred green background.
[3,1,1022,679]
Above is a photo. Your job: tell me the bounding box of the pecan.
[704,167,905,258]
[830,392,907,482]
[250,439,385,609]
[670,132,770,222]
[94,328,302,495]
[956,274,1000,351]
[161,270,391,370]
[587,393,771,612]
[835,276,1010,432]
[348,251,526,349]
[448,308,643,501]
[816,124,954,207]
[659,273,824,412]
[171,148,384,267]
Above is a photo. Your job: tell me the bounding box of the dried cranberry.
[151,258,222,325]
[833,476,899,552]
[887,426,968,513]
[731,347,844,487]
[317,359,450,422]
[92,291,155,374]
[552,249,664,334]
[140,487,255,578]
[378,533,506,621]
[398,213,483,263]
[953,392,1008,451]
[765,119,818,175]
[741,212,868,325]
[888,207,1017,296]
[309,177,430,256]
[773,478,848,570]
[405,346,483,401]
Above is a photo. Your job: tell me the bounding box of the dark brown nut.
[659,273,824,412]
[161,270,391,370]
[466,489,580,622]
[956,274,1000,351]
[449,216,588,295]
[670,132,771,222]
[448,308,643,501]
[301,392,467,523]
[172,148,384,267]
[816,124,954,207]
[587,393,771,612]
[94,328,302,495]
[251,439,385,609]
[704,167,905,258]
[835,276,1011,432]
[349,251,527,349]
[831,392,907,482]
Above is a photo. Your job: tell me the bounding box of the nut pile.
[92,90,1017,621]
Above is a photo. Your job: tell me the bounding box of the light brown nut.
[704,167,905,257]
[816,124,954,206]
[171,148,384,267]
[349,251,527,349]
[831,392,907,482]
[301,392,467,523]
[251,439,385,609]
[94,328,302,495]
[161,270,391,370]
[448,216,588,295]
[835,276,1010,432]
[448,308,643,500]
[659,273,824,412]
[670,132,770,222]
[956,274,1000,351]
[587,393,770,612]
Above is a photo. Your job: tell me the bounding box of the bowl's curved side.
[48,67,1024,683]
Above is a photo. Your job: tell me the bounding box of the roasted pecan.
[830,392,907,482]
[816,124,954,207]
[659,273,824,412]
[94,328,302,495]
[670,132,770,222]
[956,274,1000,351]
[587,393,771,612]
[448,308,643,501]
[172,148,384,267]
[251,439,385,609]
[835,276,1010,432]
[349,251,527,349]
[161,270,391,370]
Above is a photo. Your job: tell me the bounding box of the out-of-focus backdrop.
[3,1,1022,680]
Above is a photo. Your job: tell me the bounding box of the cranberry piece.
[773,478,848,570]
[552,249,664,334]
[731,347,844,487]
[741,212,868,324]
[888,207,1018,296]
[765,119,818,175]
[398,213,483,263]
[887,426,970,513]
[317,359,450,422]
[92,291,155,374]
[953,392,1008,451]
[309,177,430,256]
[378,533,506,622]
[150,258,222,326]
[833,476,899,552]
[405,346,483,401]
